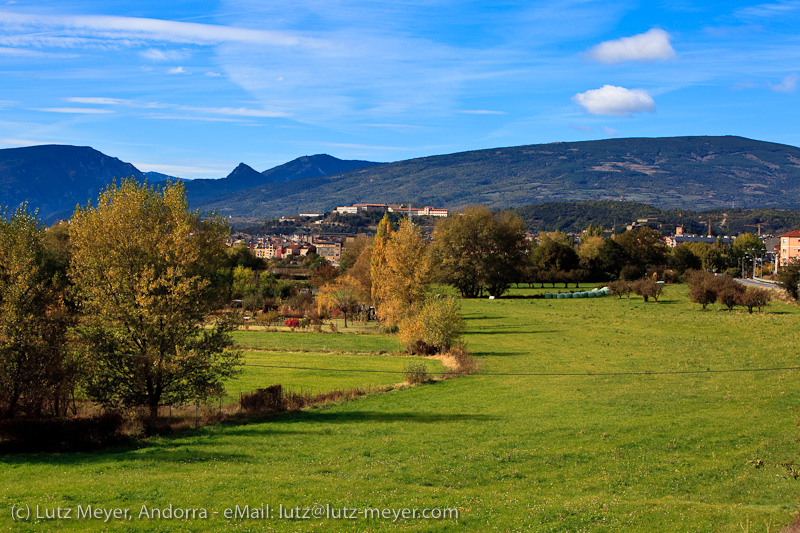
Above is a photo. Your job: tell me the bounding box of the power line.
[7,340,799,378]
[240,362,800,377]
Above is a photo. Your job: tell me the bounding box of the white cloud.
[770,73,798,93]
[602,126,620,136]
[35,107,114,114]
[205,71,221,77]
[586,29,676,64]
[168,66,188,74]
[572,85,656,116]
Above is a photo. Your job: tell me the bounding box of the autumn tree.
[375,218,432,326]
[399,296,464,354]
[370,214,394,311]
[346,238,373,304]
[0,205,78,418]
[69,180,241,417]
[317,277,361,327]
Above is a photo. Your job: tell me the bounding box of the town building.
[778,230,800,267]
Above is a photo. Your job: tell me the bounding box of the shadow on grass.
[0,426,319,464]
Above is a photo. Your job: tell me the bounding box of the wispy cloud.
[132,162,229,179]
[140,48,190,62]
[457,109,507,115]
[0,11,329,49]
[0,46,78,58]
[63,96,289,119]
[65,97,130,105]
[735,0,800,18]
[168,66,188,74]
[770,73,798,93]
[35,107,114,114]
[572,85,655,116]
[585,29,676,63]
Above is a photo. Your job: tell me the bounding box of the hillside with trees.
[195,136,800,217]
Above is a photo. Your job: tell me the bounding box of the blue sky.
[0,1,798,179]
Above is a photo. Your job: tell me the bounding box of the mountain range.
[3,136,800,222]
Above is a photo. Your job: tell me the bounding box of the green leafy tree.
[0,205,77,418]
[530,238,579,277]
[484,211,529,297]
[69,180,241,417]
[669,245,702,275]
[232,265,257,299]
[580,223,604,243]
[777,259,800,300]
[731,233,766,258]
[431,206,495,298]
[433,207,529,297]
[614,227,668,271]
[595,238,628,280]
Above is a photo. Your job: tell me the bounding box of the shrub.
[716,286,740,310]
[403,361,429,384]
[737,288,772,313]
[240,385,284,413]
[263,310,280,325]
[283,318,300,329]
[689,283,717,310]
[445,344,481,376]
[632,278,662,302]
[608,280,632,299]
[400,297,464,354]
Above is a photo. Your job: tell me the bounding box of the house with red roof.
[778,230,800,268]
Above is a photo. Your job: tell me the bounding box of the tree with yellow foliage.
[69,180,240,417]
[374,218,432,326]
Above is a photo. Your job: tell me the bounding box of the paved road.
[735,277,780,290]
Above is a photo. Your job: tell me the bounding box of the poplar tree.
[370,213,393,312]
[378,218,432,326]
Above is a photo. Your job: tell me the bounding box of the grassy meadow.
[3,283,800,531]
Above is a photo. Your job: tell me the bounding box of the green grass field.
[225,350,446,402]
[3,283,800,531]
